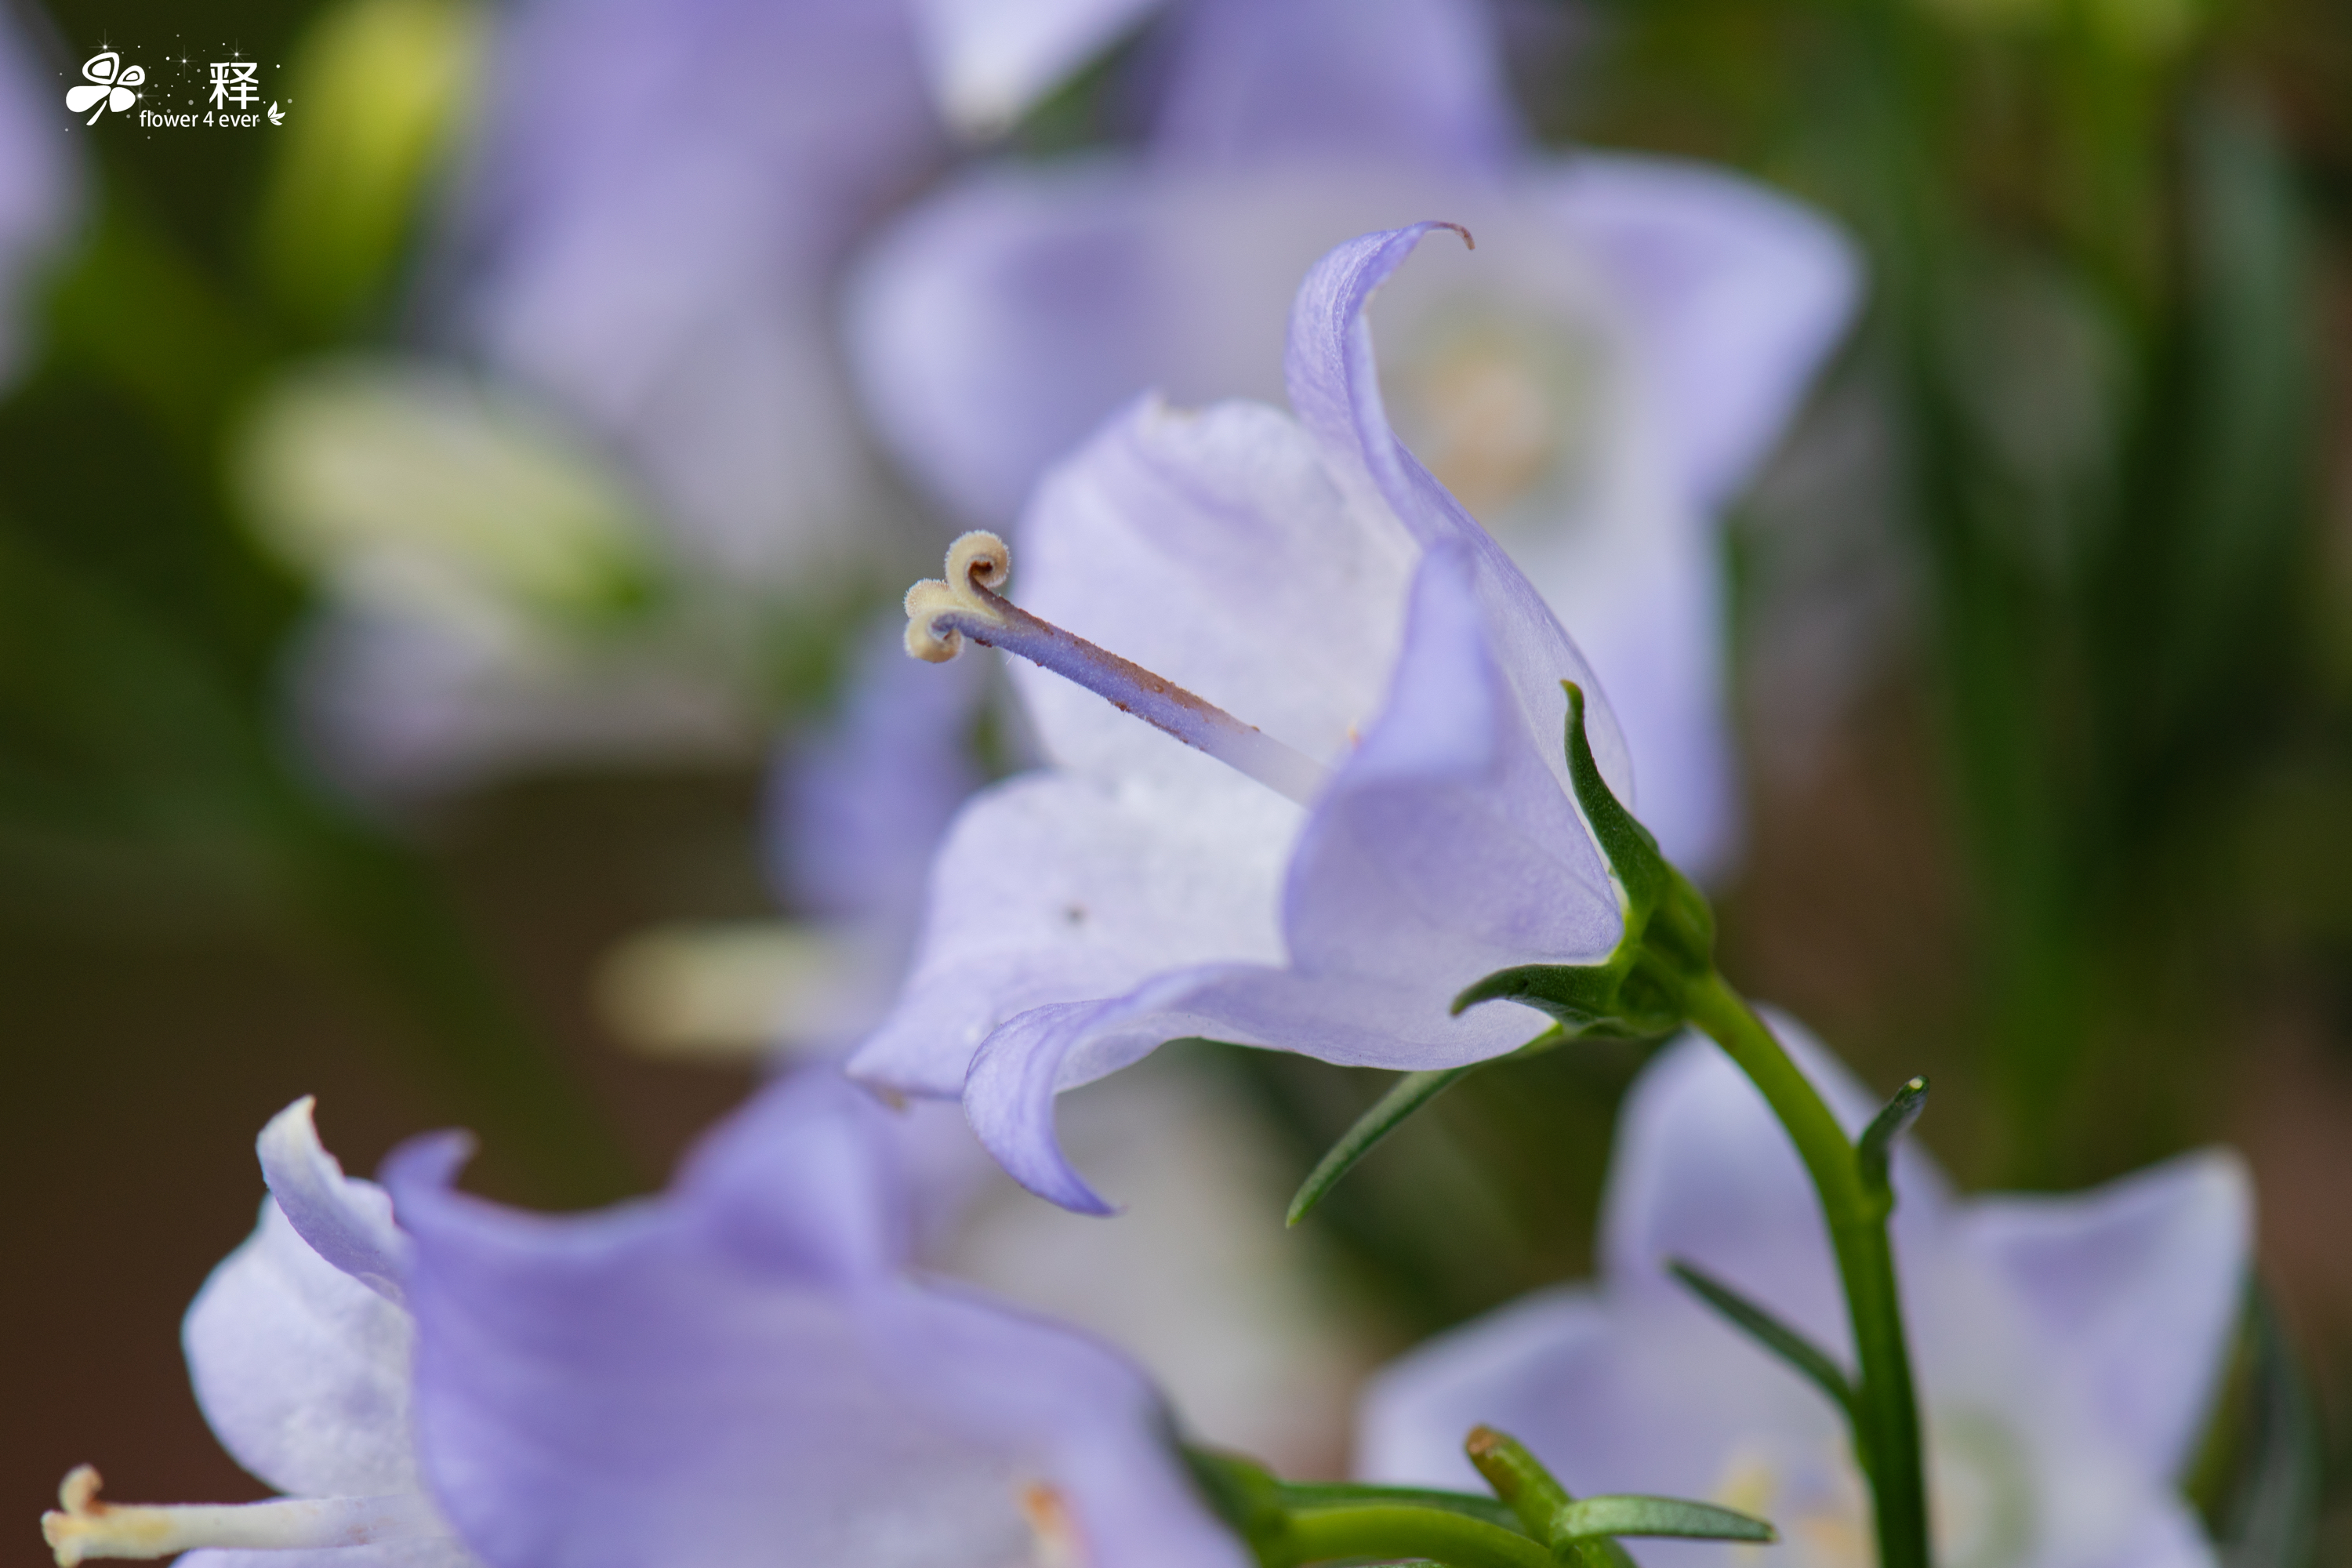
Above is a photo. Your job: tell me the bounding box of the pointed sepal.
[1855,1076,1929,1207]
[1466,1426,1771,1564]
[1454,684,1716,1040]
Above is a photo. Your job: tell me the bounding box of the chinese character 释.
[209,60,258,111]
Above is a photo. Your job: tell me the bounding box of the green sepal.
[1286,1029,1565,1227]
[1855,1077,1930,1205]
[1185,1445,1550,1568]
[1452,684,1715,1040]
[1465,1427,1767,1564]
[1668,1258,1860,1430]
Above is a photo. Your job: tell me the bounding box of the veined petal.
[1531,153,1863,515]
[1283,222,1637,814]
[1148,0,1520,174]
[965,964,1543,1212]
[1015,397,1414,782]
[1960,1151,2252,1479]
[1282,543,1617,979]
[849,766,1294,1098]
[256,1098,411,1305]
[385,1073,1242,1568]
[960,550,1604,1213]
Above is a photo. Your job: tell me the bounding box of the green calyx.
[1452,683,1716,1039]
[1187,1432,1772,1568]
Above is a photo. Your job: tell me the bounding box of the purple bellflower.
[382,1068,1246,1568]
[42,1098,473,1568]
[850,0,1859,875]
[1359,1022,2252,1568]
[852,222,1646,1212]
[45,1080,1242,1568]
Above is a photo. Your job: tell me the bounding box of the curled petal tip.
[905,531,1013,662]
[1436,220,1474,251]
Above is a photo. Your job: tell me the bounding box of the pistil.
[42,1468,441,1566]
[905,532,1330,807]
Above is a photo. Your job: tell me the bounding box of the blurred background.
[2,0,2347,1562]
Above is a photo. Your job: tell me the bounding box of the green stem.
[1283,1505,1551,1568]
[1683,971,1929,1568]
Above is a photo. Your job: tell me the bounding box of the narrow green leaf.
[1286,1030,1563,1226]
[1668,1258,1857,1423]
[1553,1495,1775,1544]
[1856,1076,1929,1198]
[1283,1503,1553,1568]
[1286,1066,1469,1226]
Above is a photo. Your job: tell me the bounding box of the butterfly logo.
[66,52,143,125]
[267,101,284,125]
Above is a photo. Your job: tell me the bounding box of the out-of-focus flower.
[1359,1023,2252,1568]
[41,1098,475,1566]
[238,360,751,793]
[384,1069,1247,1568]
[853,223,1639,1211]
[284,0,953,789]
[588,614,991,1058]
[944,1050,1385,1478]
[908,0,1165,136]
[851,0,1858,874]
[447,0,940,586]
[0,9,82,384]
[46,1076,1247,1568]
[768,612,994,1036]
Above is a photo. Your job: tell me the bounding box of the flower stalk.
[1682,971,1930,1568]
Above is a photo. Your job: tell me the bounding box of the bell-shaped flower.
[382,1067,1247,1568]
[850,0,1858,874]
[41,1098,477,1567]
[852,222,1661,1210]
[286,0,953,789]
[1358,1022,2252,1568]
